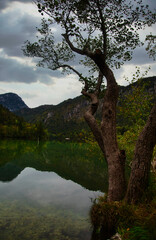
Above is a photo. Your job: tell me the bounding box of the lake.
[0,140,108,240]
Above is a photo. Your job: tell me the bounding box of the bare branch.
[57,64,86,81]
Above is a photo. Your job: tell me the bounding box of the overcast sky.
[0,0,156,108]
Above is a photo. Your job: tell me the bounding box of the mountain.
[0,104,48,140]
[119,76,156,95]
[0,93,29,112]
[16,95,90,140]
[16,76,156,140]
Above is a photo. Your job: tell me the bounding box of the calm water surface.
[0,140,108,240]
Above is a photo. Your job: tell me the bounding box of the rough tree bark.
[100,64,126,201]
[82,53,126,201]
[82,71,105,155]
[126,103,156,203]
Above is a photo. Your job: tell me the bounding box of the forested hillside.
[1,76,155,141]
[0,104,48,140]
[16,76,156,140]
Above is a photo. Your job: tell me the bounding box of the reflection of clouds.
[0,168,102,215]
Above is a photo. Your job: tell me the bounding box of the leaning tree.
[23,0,156,203]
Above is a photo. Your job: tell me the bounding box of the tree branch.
[83,94,105,156]
[82,71,105,156]
[62,33,93,57]
[96,71,103,94]
[55,64,86,81]
[95,0,107,56]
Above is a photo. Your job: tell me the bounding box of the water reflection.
[0,140,108,191]
[0,162,23,181]
[0,167,101,214]
[0,140,108,240]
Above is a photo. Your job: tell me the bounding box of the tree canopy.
[24,0,156,89]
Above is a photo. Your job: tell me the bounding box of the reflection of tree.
[0,140,40,167]
[0,163,23,182]
[0,140,108,192]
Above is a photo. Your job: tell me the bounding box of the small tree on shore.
[23,0,156,203]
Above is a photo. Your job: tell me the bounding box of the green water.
[0,140,108,240]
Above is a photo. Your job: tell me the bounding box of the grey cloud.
[0,10,40,57]
[21,92,38,99]
[0,57,36,83]
[0,88,6,94]
[0,56,55,84]
[0,0,155,85]
[113,46,155,85]
[1,0,155,10]
[142,0,156,10]
[0,0,32,10]
[37,66,64,81]
[128,46,155,65]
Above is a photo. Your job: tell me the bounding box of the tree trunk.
[83,92,105,155]
[83,59,126,201]
[101,66,126,201]
[126,103,156,203]
[82,71,105,155]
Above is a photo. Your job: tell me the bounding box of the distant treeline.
[0,104,48,140]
